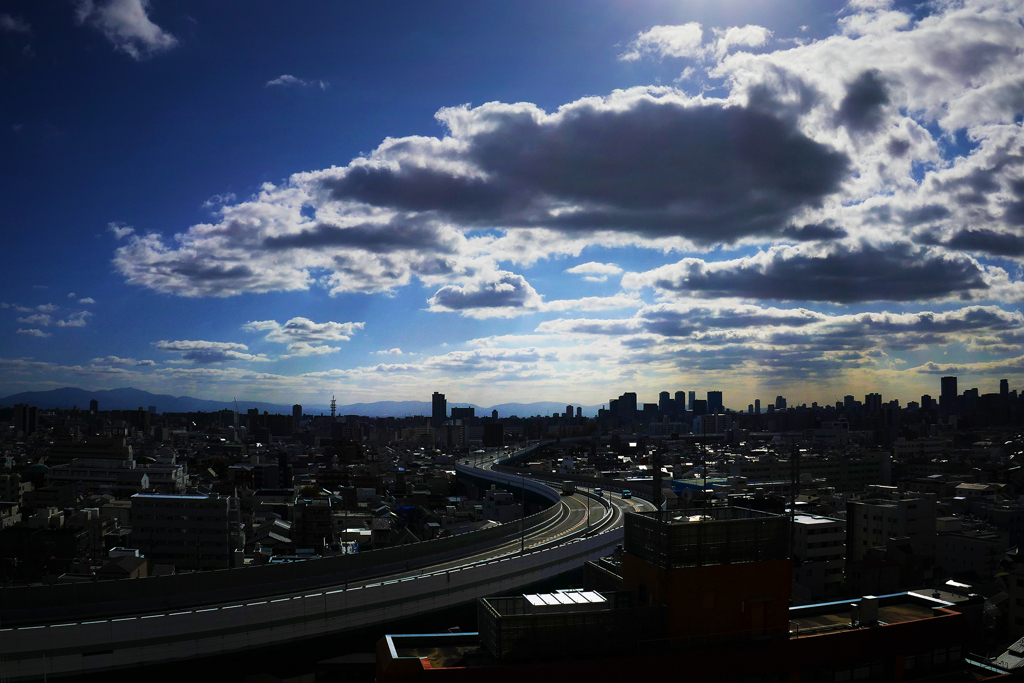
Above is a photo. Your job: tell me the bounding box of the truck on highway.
[561,481,576,495]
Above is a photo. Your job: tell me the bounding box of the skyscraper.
[754,398,761,414]
[1001,379,1009,397]
[292,404,302,432]
[940,376,957,414]
[659,391,671,416]
[674,391,685,416]
[431,392,447,428]
[775,395,787,410]
[89,398,98,413]
[618,392,637,422]
[688,391,695,411]
[707,390,723,414]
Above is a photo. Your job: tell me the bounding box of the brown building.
[377,508,991,683]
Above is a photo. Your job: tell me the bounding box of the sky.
[2,0,1024,410]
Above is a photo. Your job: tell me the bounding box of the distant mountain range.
[0,387,604,418]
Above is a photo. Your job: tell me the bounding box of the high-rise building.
[940,376,957,414]
[688,391,695,410]
[674,391,685,416]
[658,391,671,416]
[292,404,302,425]
[1001,379,1009,397]
[754,398,761,414]
[13,404,37,437]
[618,392,637,422]
[707,390,723,414]
[431,392,447,428]
[775,395,787,410]
[576,406,582,419]
[89,398,99,413]
[865,393,882,413]
[843,395,854,411]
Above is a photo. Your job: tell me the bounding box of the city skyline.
[3,0,1024,407]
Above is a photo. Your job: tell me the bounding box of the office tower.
[618,392,637,422]
[865,393,882,413]
[843,395,854,411]
[148,405,157,415]
[688,391,695,410]
[292,404,302,423]
[1001,379,1009,397]
[431,392,447,428]
[775,396,787,410]
[692,399,708,416]
[921,394,933,410]
[89,398,99,413]
[576,406,582,419]
[748,404,754,414]
[659,391,671,416]
[566,405,573,419]
[492,409,499,420]
[674,391,685,416]
[754,398,760,414]
[940,376,957,414]
[707,390,723,414]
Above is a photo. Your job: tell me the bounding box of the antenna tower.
[330,394,336,419]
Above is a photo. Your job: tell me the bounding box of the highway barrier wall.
[0,466,563,625]
[1,515,625,681]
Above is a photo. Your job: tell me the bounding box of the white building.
[791,514,846,602]
[846,489,937,562]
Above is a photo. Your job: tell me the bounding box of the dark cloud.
[946,229,1024,257]
[639,306,819,337]
[428,272,538,311]
[900,205,950,226]
[836,70,889,134]
[645,243,987,303]
[264,221,459,254]
[322,96,850,245]
[780,222,848,241]
[886,137,911,158]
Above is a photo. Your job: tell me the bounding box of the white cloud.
[17,313,52,327]
[17,329,50,338]
[565,262,623,283]
[108,222,135,240]
[78,297,96,304]
[36,304,58,312]
[266,75,328,89]
[376,348,404,355]
[56,311,93,328]
[619,23,704,61]
[242,317,365,357]
[711,25,772,60]
[0,14,31,34]
[76,0,178,60]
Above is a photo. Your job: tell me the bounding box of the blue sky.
[2,0,1024,409]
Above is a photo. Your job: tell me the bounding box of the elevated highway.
[0,443,652,680]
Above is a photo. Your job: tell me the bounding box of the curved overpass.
[0,443,652,681]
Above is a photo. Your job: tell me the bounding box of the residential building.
[130,492,244,570]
